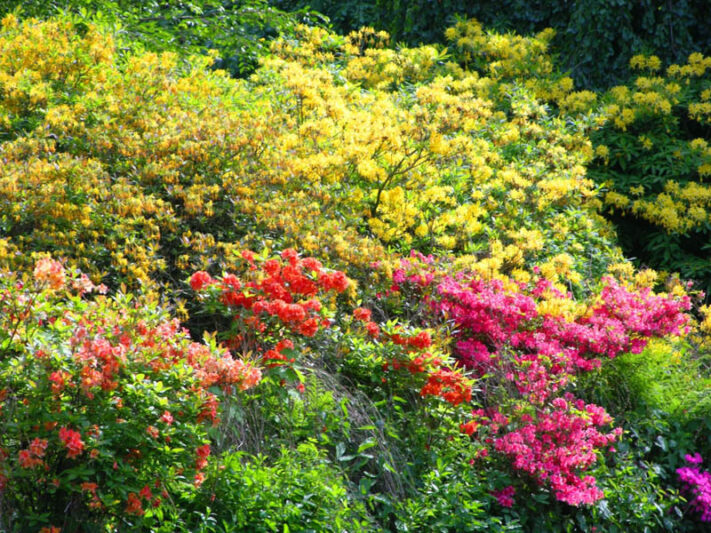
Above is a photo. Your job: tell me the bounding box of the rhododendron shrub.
[349,308,475,408]
[0,259,260,531]
[371,252,691,506]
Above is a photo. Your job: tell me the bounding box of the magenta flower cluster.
[677,453,711,522]
[388,252,691,507]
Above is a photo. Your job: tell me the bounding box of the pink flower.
[491,485,515,507]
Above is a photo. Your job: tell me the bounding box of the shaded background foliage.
[271,0,711,89]
[0,0,326,76]
[4,0,709,87]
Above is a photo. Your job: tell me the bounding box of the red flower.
[29,438,48,458]
[126,492,144,516]
[491,485,516,508]
[18,449,42,469]
[365,321,380,338]
[189,271,214,291]
[221,273,242,291]
[318,271,349,293]
[196,444,210,470]
[353,307,372,322]
[460,421,479,436]
[280,248,299,265]
[139,485,153,500]
[297,317,319,337]
[58,427,84,459]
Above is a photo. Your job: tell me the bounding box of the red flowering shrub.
[350,307,475,408]
[0,259,260,531]
[190,248,350,378]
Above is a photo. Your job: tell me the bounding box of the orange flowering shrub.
[0,258,260,531]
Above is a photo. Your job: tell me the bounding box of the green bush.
[183,443,371,533]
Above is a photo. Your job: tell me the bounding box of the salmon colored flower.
[58,427,84,459]
[34,258,65,289]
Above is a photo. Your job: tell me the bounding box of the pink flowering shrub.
[677,453,711,522]
[0,259,260,531]
[491,485,516,508]
[373,251,692,506]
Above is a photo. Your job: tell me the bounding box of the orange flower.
[33,258,65,289]
[58,427,84,459]
[125,492,144,516]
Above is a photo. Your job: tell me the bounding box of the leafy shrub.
[183,443,371,533]
[0,258,260,531]
[575,335,711,530]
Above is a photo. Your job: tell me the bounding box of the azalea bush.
[369,252,691,507]
[0,14,622,299]
[587,52,711,288]
[0,258,260,531]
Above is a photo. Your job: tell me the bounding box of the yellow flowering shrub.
[443,18,600,115]
[254,25,621,286]
[0,15,624,308]
[587,52,711,287]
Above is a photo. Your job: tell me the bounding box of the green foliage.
[182,443,371,533]
[573,339,711,531]
[0,0,322,76]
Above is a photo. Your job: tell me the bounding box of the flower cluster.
[491,485,516,508]
[492,397,622,505]
[191,249,348,343]
[191,249,350,373]
[0,14,623,303]
[677,453,711,522]
[58,427,85,459]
